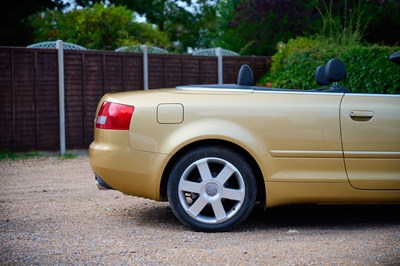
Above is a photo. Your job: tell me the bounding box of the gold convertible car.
[89,56,400,232]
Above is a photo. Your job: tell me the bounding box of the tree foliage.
[3,0,399,54]
[212,0,318,55]
[211,0,400,55]
[28,3,170,50]
[108,0,221,52]
[71,0,220,53]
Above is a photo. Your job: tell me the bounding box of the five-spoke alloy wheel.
[167,146,256,232]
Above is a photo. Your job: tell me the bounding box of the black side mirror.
[389,51,400,66]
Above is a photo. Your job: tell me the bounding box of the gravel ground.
[1,156,399,265]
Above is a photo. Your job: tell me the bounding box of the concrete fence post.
[56,40,66,155]
[217,47,223,84]
[141,45,149,90]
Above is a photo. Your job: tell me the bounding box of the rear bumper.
[89,139,170,201]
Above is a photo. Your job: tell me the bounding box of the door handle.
[349,111,374,121]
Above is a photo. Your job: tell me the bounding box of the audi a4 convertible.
[89,55,400,232]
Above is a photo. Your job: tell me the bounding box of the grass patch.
[59,153,78,159]
[0,150,44,160]
[0,150,79,160]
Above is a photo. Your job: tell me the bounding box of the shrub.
[341,46,400,94]
[259,37,400,94]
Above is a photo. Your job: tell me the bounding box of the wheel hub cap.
[205,183,218,196]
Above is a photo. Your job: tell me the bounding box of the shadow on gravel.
[119,203,184,229]
[125,203,400,231]
[244,204,400,230]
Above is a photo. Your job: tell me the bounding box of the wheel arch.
[159,139,266,208]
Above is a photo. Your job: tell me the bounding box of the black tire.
[167,146,256,232]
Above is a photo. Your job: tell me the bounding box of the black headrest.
[325,58,346,82]
[237,64,254,86]
[314,65,331,86]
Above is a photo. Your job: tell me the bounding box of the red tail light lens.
[95,101,135,130]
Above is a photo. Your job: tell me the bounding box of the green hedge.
[260,37,400,94]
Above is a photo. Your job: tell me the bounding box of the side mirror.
[389,51,400,66]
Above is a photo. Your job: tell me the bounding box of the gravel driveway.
[1,156,399,265]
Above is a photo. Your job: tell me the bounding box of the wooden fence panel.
[13,51,37,151]
[0,49,60,152]
[0,50,13,151]
[0,47,270,152]
[123,54,143,91]
[182,57,201,85]
[148,55,165,89]
[65,52,85,149]
[35,51,59,150]
[165,56,184,88]
[200,57,218,84]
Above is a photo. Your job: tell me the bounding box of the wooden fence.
[0,47,271,152]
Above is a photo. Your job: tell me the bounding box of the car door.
[340,94,400,189]
[253,91,348,183]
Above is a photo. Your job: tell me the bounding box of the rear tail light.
[95,101,135,130]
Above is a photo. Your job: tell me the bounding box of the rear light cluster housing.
[95,101,135,130]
